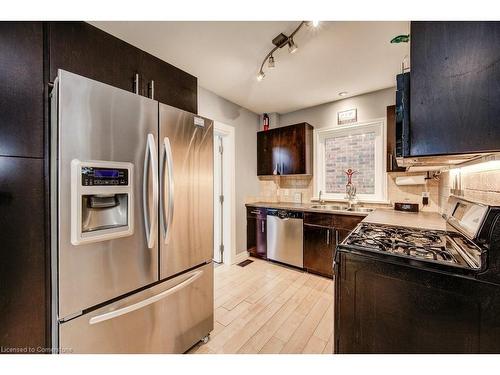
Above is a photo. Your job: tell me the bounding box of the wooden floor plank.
[259,336,285,354]
[216,301,252,326]
[280,294,331,353]
[302,335,328,354]
[188,258,334,355]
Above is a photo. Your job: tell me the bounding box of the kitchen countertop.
[245,202,370,217]
[362,209,448,231]
[246,202,449,231]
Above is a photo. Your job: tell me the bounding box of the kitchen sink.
[346,207,374,213]
[309,205,374,213]
[310,204,346,210]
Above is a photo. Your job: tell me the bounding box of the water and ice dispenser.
[71,159,134,245]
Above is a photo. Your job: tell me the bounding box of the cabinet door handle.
[148,80,155,99]
[326,229,330,245]
[134,73,140,95]
[261,221,265,233]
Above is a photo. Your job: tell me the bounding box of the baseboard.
[232,251,249,265]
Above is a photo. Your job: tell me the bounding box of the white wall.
[198,86,260,255]
[279,87,395,129]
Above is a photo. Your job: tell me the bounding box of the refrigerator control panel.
[71,159,134,245]
[81,167,129,186]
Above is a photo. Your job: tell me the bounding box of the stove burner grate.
[346,223,462,265]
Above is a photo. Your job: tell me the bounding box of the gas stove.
[345,222,482,269]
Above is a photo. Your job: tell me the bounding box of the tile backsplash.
[438,167,500,216]
[253,176,314,204]
[252,172,440,212]
[248,164,500,215]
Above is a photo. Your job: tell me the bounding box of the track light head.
[256,71,265,81]
[268,55,275,69]
[288,38,298,54]
[307,20,320,27]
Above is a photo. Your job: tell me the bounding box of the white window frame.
[314,118,388,203]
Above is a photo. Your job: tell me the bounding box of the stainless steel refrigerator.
[50,70,213,353]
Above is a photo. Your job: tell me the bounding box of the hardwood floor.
[188,257,334,354]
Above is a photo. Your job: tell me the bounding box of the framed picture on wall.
[337,108,357,125]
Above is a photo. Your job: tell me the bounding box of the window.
[315,119,387,202]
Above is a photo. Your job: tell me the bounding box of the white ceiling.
[90,21,410,114]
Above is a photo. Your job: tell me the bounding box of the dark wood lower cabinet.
[335,251,500,353]
[246,207,267,259]
[0,156,46,350]
[303,212,364,278]
[304,224,334,278]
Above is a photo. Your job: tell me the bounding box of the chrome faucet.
[318,190,325,205]
[345,184,357,209]
[344,168,358,210]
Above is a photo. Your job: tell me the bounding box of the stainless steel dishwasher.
[266,209,303,268]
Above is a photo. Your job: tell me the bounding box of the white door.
[213,135,223,263]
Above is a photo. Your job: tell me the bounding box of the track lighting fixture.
[307,20,320,28]
[268,55,275,69]
[288,38,298,54]
[256,21,319,81]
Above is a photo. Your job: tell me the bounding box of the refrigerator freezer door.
[159,104,213,279]
[55,70,159,319]
[59,263,213,353]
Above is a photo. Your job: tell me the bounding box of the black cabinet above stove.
[409,21,500,157]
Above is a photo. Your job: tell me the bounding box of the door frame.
[213,121,236,265]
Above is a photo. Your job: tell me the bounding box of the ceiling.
[90,21,410,114]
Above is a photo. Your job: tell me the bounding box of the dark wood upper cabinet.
[410,21,500,156]
[0,156,46,349]
[386,105,405,172]
[49,22,142,94]
[257,129,280,176]
[139,51,197,114]
[0,22,44,158]
[48,22,197,113]
[257,123,313,176]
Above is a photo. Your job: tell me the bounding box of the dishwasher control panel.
[266,209,304,220]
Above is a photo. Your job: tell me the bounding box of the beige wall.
[197,86,260,254]
[253,87,439,212]
[278,87,395,129]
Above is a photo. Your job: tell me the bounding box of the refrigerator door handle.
[89,270,204,325]
[162,137,174,244]
[143,133,159,249]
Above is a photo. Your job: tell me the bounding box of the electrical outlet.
[422,192,429,206]
[293,192,302,203]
